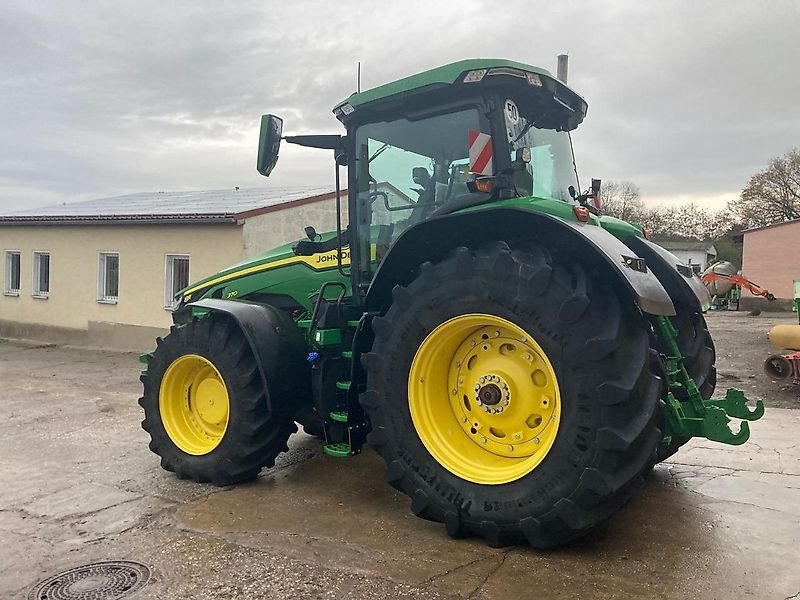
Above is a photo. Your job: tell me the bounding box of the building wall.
[742,222,800,300]
[242,195,349,258]
[0,224,243,347]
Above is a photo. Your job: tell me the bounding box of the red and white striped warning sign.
[468,130,493,175]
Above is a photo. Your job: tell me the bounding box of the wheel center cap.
[194,378,228,424]
[479,383,502,405]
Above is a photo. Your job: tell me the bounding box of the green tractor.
[139,59,764,547]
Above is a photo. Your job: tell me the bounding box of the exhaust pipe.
[557,54,569,83]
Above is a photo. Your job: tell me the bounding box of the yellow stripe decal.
[183,247,351,299]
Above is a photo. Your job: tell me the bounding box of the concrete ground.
[1,311,799,599]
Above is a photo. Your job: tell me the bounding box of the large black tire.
[139,316,296,486]
[674,308,716,400]
[360,242,663,547]
[652,304,716,464]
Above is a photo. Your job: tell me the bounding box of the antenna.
[357,61,361,93]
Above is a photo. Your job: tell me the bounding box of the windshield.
[353,107,484,277]
[502,98,579,202]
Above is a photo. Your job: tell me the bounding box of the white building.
[656,240,717,273]
[1,186,347,349]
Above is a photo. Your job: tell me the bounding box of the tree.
[713,224,744,268]
[600,180,644,222]
[729,148,800,228]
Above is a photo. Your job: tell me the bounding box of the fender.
[174,298,311,415]
[366,207,676,316]
[624,235,712,312]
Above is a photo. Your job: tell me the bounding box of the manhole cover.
[28,560,150,600]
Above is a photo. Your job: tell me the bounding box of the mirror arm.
[284,134,342,150]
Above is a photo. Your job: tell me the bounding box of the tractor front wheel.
[361,242,663,547]
[139,316,296,485]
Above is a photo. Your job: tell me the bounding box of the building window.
[165,254,190,308]
[32,252,50,298]
[4,251,21,296]
[97,252,120,303]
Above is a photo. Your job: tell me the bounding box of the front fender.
[366,207,675,316]
[174,298,311,415]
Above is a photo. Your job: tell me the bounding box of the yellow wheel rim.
[159,354,230,455]
[408,314,561,485]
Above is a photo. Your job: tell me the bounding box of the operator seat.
[408,167,436,225]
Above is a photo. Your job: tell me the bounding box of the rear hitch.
[664,389,763,446]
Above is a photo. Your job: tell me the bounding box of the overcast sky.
[1,0,798,213]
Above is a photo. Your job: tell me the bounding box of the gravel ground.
[0,310,798,599]
[705,310,799,408]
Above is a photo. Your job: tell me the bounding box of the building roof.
[656,239,717,253]
[0,186,337,225]
[741,218,800,235]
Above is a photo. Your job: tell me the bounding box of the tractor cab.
[258,59,593,296]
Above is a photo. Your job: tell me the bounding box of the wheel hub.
[475,375,510,413]
[159,354,230,455]
[408,313,562,485]
[453,328,558,459]
[194,378,228,424]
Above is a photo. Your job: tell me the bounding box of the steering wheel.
[369,190,388,206]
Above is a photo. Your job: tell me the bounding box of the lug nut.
[482,437,488,443]
[533,437,540,444]
[451,389,457,395]
[508,445,514,451]
[479,376,485,384]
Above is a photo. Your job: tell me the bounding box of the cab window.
[353,107,484,277]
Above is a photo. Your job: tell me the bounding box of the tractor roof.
[333,58,584,114]
[333,58,586,129]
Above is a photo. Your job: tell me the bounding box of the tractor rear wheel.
[360,242,662,547]
[139,316,296,485]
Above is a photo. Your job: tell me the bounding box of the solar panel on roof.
[1,186,334,219]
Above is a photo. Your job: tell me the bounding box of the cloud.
[1,0,798,212]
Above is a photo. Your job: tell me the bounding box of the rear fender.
[174,298,311,415]
[366,208,675,316]
[624,236,711,312]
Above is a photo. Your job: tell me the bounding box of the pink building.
[741,220,800,305]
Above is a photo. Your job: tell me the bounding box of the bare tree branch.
[730,148,800,227]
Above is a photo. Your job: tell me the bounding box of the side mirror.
[257,114,283,177]
[591,178,601,196]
